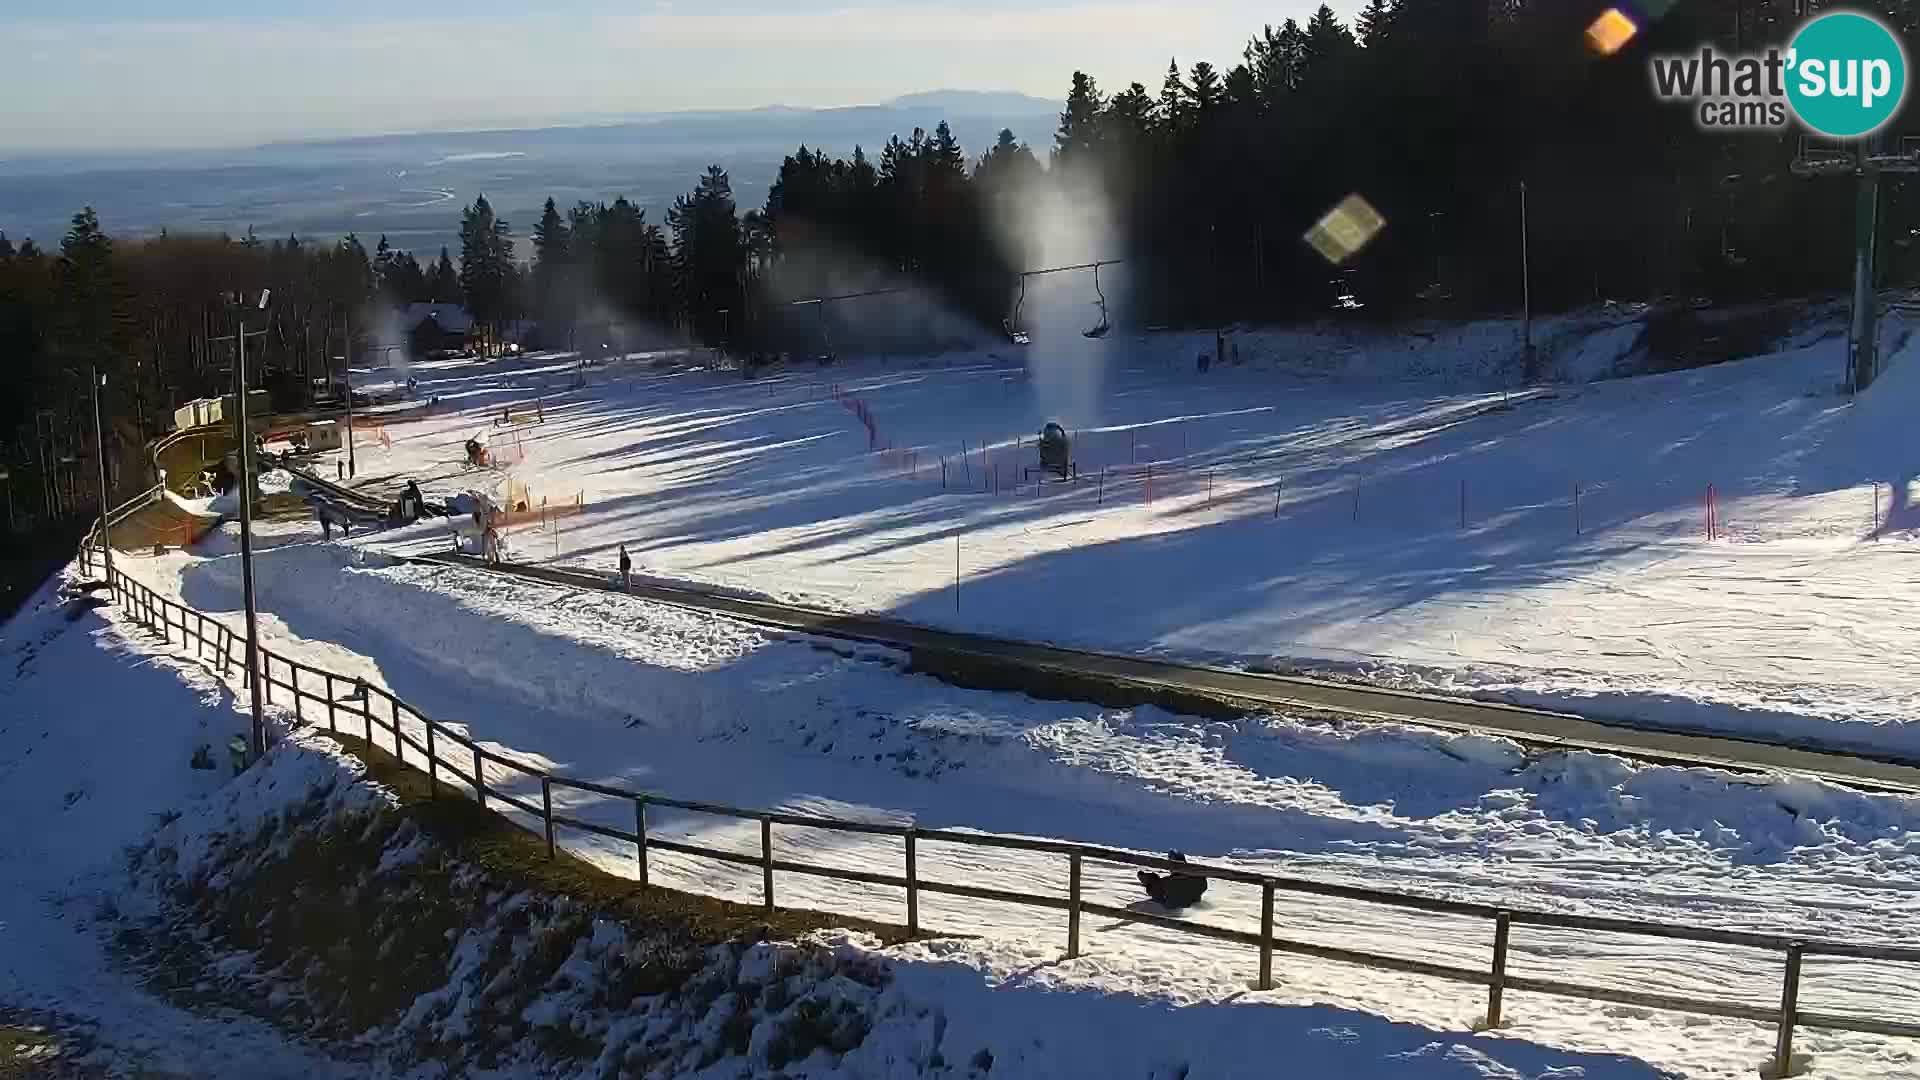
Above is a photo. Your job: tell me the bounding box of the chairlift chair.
[1083,263,1112,339]
[1004,275,1031,345]
[814,303,837,365]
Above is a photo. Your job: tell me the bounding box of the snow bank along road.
[108,534,1920,1079]
[403,547,1920,796]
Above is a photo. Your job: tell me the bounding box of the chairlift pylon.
[1083,263,1111,339]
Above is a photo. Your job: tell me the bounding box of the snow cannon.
[1038,422,1074,480]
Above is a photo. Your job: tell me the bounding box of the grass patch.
[0,1026,60,1079]
[316,729,911,949]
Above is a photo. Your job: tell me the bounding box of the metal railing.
[77,545,1920,1076]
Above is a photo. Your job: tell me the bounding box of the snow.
[23,305,1920,1076]
[317,311,1920,761]
[117,526,1920,1078]
[0,573,364,1076]
[6,587,1678,1080]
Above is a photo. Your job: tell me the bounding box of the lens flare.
[1586,8,1638,56]
[1304,194,1387,265]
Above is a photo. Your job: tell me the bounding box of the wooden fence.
[77,545,1920,1077]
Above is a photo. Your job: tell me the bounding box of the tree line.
[4,0,1917,529]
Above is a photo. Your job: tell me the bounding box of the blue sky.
[2,1,1322,151]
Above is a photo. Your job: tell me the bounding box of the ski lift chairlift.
[814,301,837,365]
[1084,263,1112,339]
[1004,275,1031,345]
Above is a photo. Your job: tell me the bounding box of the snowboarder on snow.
[618,543,632,591]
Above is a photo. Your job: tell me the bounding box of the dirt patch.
[113,730,911,1076]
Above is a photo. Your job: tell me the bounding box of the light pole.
[212,290,271,757]
[90,365,113,592]
[1427,211,1445,297]
[341,310,356,478]
[1520,182,1533,375]
[334,342,404,477]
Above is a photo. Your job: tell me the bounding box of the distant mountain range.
[0,89,1062,259]
[258,90,1060,158]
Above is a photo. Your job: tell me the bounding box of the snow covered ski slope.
[337,313,1920,757]
[106,523,1920,1079]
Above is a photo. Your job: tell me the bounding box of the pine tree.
[1301,4,1358,85]
[974,128,1042,191]
[929,121,967,181]
[1158,60,1189,137]
[56,208,133,372]
[16,238,40,260]
[1224,64,1259,111]
[428,248,460,304]
[1054,72,1106,164]
[1186,61,1224,115]
[458,195,514,350]
[1245,21,1305,101]
[667,166,742,344]
[1356,0,1396,46]
[1103,83,1159,149]
[0,232,13,260]
[531,197,572,342]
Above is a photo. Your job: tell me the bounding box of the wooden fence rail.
[76,544,1920,1075]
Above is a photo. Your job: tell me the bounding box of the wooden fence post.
[1067,853,1083,959]
[761,816,775,910]
[325,673,337,732]
[474,747,486,808]
[291,666,302,722]
[1773,944,1804,1079]
[426,720,437,795]
[391,697,403,762]
[1258,880,1276,990]
[542,777,555,859]
[1487,911,1512,1029]
[905,829,919,939]
[635,798,650,887]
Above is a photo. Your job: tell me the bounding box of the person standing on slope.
[618,543,632,591]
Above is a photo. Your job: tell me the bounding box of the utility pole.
[213,291,271,757]
[1849,141,1882,393]
[90,365,113,590]
[344,308,356,479]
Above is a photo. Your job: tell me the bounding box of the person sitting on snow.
[1137,851,1207,909]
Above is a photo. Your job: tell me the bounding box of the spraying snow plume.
[766,246,987,357]
[987,165,1131,429]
